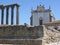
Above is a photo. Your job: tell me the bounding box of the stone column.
[11,6,14,25]
[1,6,4,25]
[6,7,9,24]
[16,6,19,25]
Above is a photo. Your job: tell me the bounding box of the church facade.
[30,5,55,26]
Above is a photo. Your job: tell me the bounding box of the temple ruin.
[0,4,60,45]
[0,4,19,25]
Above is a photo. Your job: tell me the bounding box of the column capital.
[6,6,9,9]
[0,5,4,9]
[16,5,19,8]
[1,6,4,9]
[14,4,20,7]
[11,6,15,8]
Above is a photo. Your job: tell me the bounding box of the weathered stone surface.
[0,25,60,45]
[0,40,42,45]
[0,25,45,45]
[0,25,44,39]
[43,27,60,44]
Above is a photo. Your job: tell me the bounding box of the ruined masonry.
[0,4,19,25]
[0,4,60,45]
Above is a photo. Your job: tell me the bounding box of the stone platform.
[0,39,43,45]
[0,25,59,45]
[0,25,45,45]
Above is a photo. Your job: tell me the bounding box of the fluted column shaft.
[1,7,4,25]
[6,7,9,24]
[16,6,19,25]
[11,7,14,25]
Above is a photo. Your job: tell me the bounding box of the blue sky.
[0,0,60,25]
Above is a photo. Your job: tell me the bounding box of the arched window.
[39,17,43,25]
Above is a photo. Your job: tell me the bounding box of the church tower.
[30,5,55,26]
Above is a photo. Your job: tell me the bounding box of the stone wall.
[0,39,43,45]
[0,25,60,45]
[0,25,44,39]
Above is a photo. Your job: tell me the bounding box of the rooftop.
[32,5,51,13]
[44,20,60,26]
